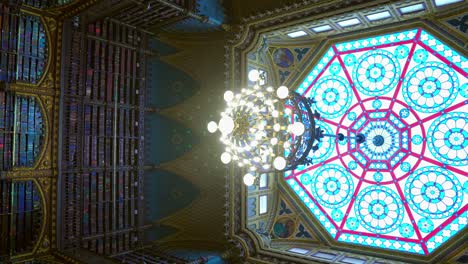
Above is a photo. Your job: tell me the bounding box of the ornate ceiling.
[230,0,467,263]
[286,27,467,256]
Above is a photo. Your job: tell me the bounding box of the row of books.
[0,91,44,171]
[0,4,47,84]
[82,105,139,168]
[61,28,85,250]
[81,170,139,236]
[62,172,82,247]
[0,180,42,258]
[12,0,74,9]
[61,18,145,253]
[113,0,188,29]
[15,15,47,83]
[83,38,142,104]
[17,0,50,9]
[87,20,143,47]
[82,232,138,255]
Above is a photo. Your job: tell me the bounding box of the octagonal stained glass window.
[285,28,467,255]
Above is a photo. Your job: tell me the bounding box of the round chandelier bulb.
[291,122,305,136]
[218,116,234,134]
[283,141,291,149]
[220,152,232,164]
[272,110,279,118]
[273,123,281,132]
[248,69,260,82]
[223,90,234,102]
[255,133,263,140]
[273,156,287,170]
[270,137,278,145]
[207,121,218,133]
[243,173,256,186]
[276,86,289,99]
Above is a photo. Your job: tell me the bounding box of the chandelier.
[208,70,365,186]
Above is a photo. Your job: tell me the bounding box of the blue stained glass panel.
[288,27,467,255]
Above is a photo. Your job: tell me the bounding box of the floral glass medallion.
[285,28,467,255]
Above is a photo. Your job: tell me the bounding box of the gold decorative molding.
[8,178,49,261]
[4,170,53,179]
[1,2,64,261]
[48,0,100,19]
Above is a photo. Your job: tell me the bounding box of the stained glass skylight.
[286,28,467,255]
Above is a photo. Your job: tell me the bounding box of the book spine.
[30,17,38,83]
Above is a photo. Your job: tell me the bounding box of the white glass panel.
[259,195,268,214]
[313,252,336,260]
[399,3,425,13]
[341,257,366,264]
[366,11,392,21]
[311,25,332,32]
[287,248,310,254]
[337,18,361,27]
[434,0,463,6]
[259,174,268,188]
[287,30,307,38]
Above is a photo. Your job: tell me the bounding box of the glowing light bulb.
[207,121,218,133]
[248,69,260,82]
[273,156,287,170]
[243,173,256,186]
[273,124,281,131]
[218,116,234,134]
[276,86,289,99]
[223,90,234,102]
[220,152,232,164]
[291,122,305,136]
[270,138,278,145]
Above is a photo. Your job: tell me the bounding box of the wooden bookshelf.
[0,180,43,261]
[60,18,146,255]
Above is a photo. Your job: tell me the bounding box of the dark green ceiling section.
[144,224,179,242]
[167,250,226,264]
[144,170,200,223]
[148,38,178,56]
[144,113,198,165]
[146,38,199,109]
